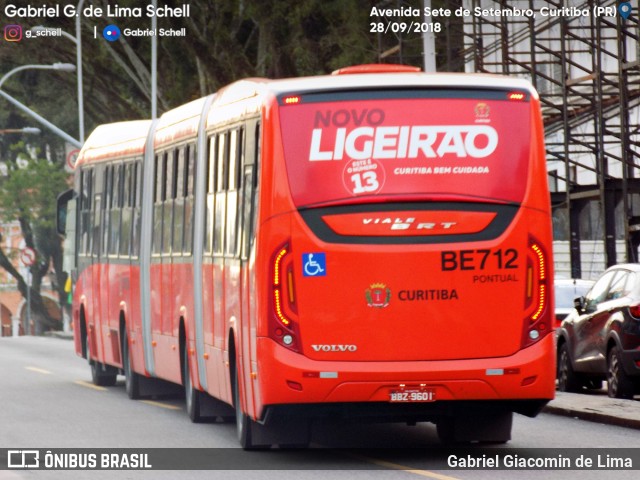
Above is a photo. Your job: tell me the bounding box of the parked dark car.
[556,264,640,399]
[554,278,594,328]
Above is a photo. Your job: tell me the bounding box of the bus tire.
[436,411,512,444]
[87,335,117,387]
[607,346,635,399]
[557,343,582,393]
[233,365,268,449]
[123,330,141,400]
[183,347,204,423]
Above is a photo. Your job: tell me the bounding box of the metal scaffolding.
[457,0,640,276]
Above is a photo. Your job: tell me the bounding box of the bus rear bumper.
[256,333,555,417]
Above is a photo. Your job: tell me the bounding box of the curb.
[543,394,640,430]
[46,331,74,341]
[544,404,640,430]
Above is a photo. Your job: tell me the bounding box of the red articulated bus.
[58,64,555,447]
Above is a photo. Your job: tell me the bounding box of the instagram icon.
[4,25,23,42]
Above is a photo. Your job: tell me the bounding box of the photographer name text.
[5,4,190,19]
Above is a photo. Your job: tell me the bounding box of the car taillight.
[628,305,640,319]
[523,237,552,348]
[269,242,302,352]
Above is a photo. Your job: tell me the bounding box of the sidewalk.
[544,390,640,430]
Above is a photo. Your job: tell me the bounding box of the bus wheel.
[123,331,141,400]
[87,335,117,387]
[233,366,268,449]
[183,347,204,422]
[607,346,635,399]
[437,411,512,444]
[557,343,582,392]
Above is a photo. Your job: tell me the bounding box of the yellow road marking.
[74,380,107,391]
[348,453,461,480]
[141,400,181,411]
[25,366,52,375]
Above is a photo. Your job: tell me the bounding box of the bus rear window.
[279,90,531,207]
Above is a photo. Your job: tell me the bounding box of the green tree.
[0,141,69,333]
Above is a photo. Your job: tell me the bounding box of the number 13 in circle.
[351,171,379,194]
[342,159,385,197]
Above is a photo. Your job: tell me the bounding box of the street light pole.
[151,0,157,119]
[0,63,76,90]
[422,0,437,72]
[31,16,84,144]
[0,90,81,148]
[0,127,41,135]
[0,63,81,147]
[76,0,85,142]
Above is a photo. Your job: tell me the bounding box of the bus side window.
[90,166,103,257]
[131,161,142,258]
[120,162,133,257]
[163,150,176,255]
[241,166,254,260]
[101,165,112,256]
[225,129,240,257]
[108,163,122,256]
[152,153,164,255]
[79,168,93,255]
[241,120,260,260]
[214,132,228,256]
[205,135,216,255]
[184,143,195,255]
[173,147,185,255]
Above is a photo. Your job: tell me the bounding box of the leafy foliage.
[0,142,68,332]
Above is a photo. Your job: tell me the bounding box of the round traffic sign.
[20,247,36,266]
[66,149,80,171]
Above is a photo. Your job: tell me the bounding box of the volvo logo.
[311,344,358,352]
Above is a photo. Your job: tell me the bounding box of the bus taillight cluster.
[523,238,551,348]
[270,242,301,352]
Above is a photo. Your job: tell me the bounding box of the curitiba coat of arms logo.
[365,283,391,308]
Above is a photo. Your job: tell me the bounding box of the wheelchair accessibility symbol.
[302,253,326,277]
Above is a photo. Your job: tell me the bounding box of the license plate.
[389,389,436,403]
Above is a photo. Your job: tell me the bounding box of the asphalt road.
[0,336,638,480]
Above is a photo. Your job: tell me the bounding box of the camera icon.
[4,24,23,42]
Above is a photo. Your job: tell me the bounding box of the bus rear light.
[273,247,287,287]
[531,244,546,281]
[272,246,291,327]
[270,242,302,353]
[273,289,290,327]
[283,96,301,105]
[529,243,547,322]
[286,380,303,391]
[521,376,537,387]
[508,91,526,101]
[628,304,640,319]
[287,268,296,306]
[531,284,546,322]
[522,238,552,348]
[332,64,421,75]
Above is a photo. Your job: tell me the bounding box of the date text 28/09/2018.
[370,21,441,34]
